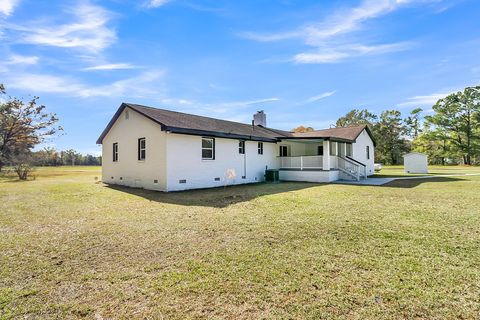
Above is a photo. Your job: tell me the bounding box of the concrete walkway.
[332,173,480,186]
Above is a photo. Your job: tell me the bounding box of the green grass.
[1,166,480,319]
[373,165,480,178]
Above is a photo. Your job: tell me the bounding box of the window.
[113,143,118,162]
[239,140,245,154]
[330,141,337,156]
[366,146,370,160]
[138,138,146,160]
[346,143,353,157]
[202,137,215,160]
[317,145,324,156]
[258,142,263,155]
[279,145,289,157]
[338,142,345,157]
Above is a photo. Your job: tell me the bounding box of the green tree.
[425,86,480,165]
[374,110,408,165]
[336,109,377,128]
[412,123,454,165]
[61,149,81,166]
[0,85,61,171]
[404,107,423,139]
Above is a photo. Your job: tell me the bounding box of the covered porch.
[277,138,366,181]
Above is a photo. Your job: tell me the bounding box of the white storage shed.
[403,152,428,174]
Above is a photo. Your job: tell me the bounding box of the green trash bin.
[265,169,279,182]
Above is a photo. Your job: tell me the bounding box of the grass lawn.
[373,165,480,178]
[1,166,480,319]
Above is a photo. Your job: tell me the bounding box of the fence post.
[300,156,303,170]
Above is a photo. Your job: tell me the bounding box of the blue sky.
[1,0,479,155]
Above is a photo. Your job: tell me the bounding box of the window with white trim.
[239,140,245,154]
[366,146,370,160]
[113,143,118,162]
[202,137,215,160]
[138,138,146,160]
[258,142,263,155]
[346,143,353,157]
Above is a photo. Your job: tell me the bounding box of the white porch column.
[322,140,330,170]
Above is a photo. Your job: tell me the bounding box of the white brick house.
[97,103,376,191]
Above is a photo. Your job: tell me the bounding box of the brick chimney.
[253,110,266,127]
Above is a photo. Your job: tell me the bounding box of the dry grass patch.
[1,166,480,319]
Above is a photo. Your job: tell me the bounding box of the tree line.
[333,86,480,165]
[31,148,101,167]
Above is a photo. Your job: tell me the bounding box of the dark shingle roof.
[96,103,375,145]
[289,125,366,140]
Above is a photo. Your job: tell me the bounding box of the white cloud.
[5,54,38,65]
[82,63,138,71]
[241,97,280,106]
[242,0,440,64]
[11,3,116,53]
[145,0,171,8]
[397,92,450,107]
[294,51,349,64]
[294,42,412,64]
[6,70,165,98]
[306,91,336,103]
[0,0,19,16]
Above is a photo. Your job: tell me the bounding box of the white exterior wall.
[165,133,278,191]
[101,107,167,191]
[352,129,375,175]
[404,153,428,174]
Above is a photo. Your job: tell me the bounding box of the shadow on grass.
[107,176,467,207]
[381,176,465,188]
[107,182,320,208]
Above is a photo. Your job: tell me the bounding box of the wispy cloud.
[82,63,138,71]
[145,0,171,8]
[397,92,450,107]
[6,70,165,98]
[294,42,412,64]
[241,0,442,64]
[8,2,116,53]
[0,0,19,16]
[306,91,336,103]
[4,54,38,65]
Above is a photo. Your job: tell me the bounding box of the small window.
[346,143,353,157]
[279,145,289,157]
[366,146,370,160]
[239,140,245,154]
[330,141,337,156]
[202,137,215,160]
[125,110,129,120]
[258,142,263,155]
[317,145,323,156]
[138,138,146,160]
[113,143,118,162]
[338,142,345,157]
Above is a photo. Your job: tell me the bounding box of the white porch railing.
[337,156,367,181]
[279,155,323,170]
